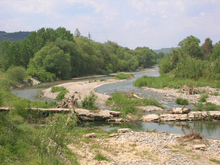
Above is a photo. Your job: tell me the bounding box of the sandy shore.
[42,68,157,105]
[143,86,220,106]
[42,78,125,105]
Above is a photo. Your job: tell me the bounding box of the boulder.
[160,114,188,121]
[109,133,118,137]
[193,144,206,150]
[109,111,120,117]
[142,114,159,122]
[137,106,163,112]
[83,133,96,138]
[75,109,111,121]
[118,128,132,133]
[169,108,191,114]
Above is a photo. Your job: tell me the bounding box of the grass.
[51,86,69,101]
[193,102,220,111]
[100,78,106,81]
[210,159,220,164]
[115,73,134,80]
[80,91,98,110]
[106,92,163,118]
[198,96,207,102]
[175,98,189,105]
[133,75,220,89]
[93,153,109,161]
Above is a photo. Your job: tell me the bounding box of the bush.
[199,96,207,102]
[9,100,30,118]
[175,98,189,105]
[93,153,109,161]
[6,66,27,82]
[158,54,172,75]
[51,86,69,101]
[100,79,106,81]
[81,92,98,110]
[194,102,219,111]
[115,73,133,80]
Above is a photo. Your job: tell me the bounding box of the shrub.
[175,98,189,105]
[115,73,133,80]
[93,153,109,161]
[81,92,98,110]
[51,86,69,101]
[10,100,30,118]
[194,102,219,111]
[199,96,206,102]
[100,79,106,81]
[158,54,172,75]
[6,66,27,82]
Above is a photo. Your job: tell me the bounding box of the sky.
[0,0,220,49]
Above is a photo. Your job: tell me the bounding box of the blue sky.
[1,0,220,49]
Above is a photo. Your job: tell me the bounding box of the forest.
[0,27,157,82]
[134,35,220,88]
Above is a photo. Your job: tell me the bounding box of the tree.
[178,35,203,59]
[202,38,213,58]
[0,39,11,71]
[74,28,81,38]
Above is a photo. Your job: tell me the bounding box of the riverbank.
[42,79,126,105]
[67,130,220,165]
[143,86,220,106]
[42,67,157,105]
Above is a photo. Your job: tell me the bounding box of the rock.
[109,111,120,117]
[133,94,143,99]
[83,133,96,138]
[118,128,131,134]
[193,144,206,150]
[108,118,123,122]
[137,106,163,112]
[169,108,191,114]
[30,78,41,85]
[109,133,118,137]
[142,114,159,122]
[75,109,111,121]
[159,114,188,121]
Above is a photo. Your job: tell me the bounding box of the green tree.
[202,38,213,58]
[0,39,11,71]
[74,28,81,38]
[178,35,203,59]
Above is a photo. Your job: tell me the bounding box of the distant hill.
[0,31,31,43]
[153,47,176,54]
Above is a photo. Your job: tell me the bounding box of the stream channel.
[12,66,220,139]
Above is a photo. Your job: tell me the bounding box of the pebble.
[114,132,219,165]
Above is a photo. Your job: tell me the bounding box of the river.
[11,66,220,139]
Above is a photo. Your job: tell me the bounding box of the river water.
[11,66,220,139]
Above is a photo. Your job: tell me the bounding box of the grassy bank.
[133,75,220,89]
[115,73,134,80]
[106,92,164,118]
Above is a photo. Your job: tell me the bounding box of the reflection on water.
[11,65,220,139]
[91,121,220,140]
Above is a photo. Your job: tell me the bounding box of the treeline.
[159,35,220,81]
[0,27,157,81]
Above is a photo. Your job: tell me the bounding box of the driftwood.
[180,85,195,95]
[57,95,78,108]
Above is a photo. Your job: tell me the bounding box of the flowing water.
[11,66,220,139]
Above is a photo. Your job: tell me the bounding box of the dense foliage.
[0,27,157,81]
[134,35,220,89]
